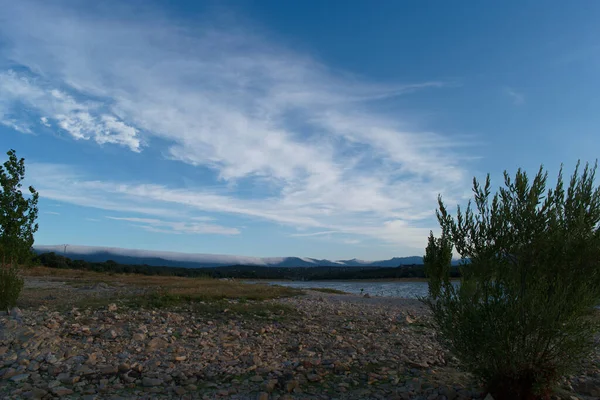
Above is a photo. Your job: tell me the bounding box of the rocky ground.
[0,275,599,400]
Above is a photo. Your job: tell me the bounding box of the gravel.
[0,278,598,399]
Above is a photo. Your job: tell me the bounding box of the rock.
[250,375,264,382]
[75,365,95,375]
[48,380,61,389]
[1,368,17,379]
[10,373,30,382]
[142,377,164,387]
[258,392,269,400]
[9,307,23,319]
[118,363,130,373]
[173,386,187,395]
[408,360,429,369]
[99,365,119,375]
[146,337,168,350]
[107,303,118,312]
[483,394,495,400]
[264,379,278,392]
[573,381,600,397]
[52,386,74,397]
[30,388,48,399]
[85,353,97,365]
[306,373,321,382]
[57,373,79,385]
[173,355,187,362]
[103,329,118,339]
[132,333,146,341]
[45,354,58,364]
[440,387,457,400]
[285,380,299,393]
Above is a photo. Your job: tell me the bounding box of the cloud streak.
[504,87,525,105]
[106,217,240,236]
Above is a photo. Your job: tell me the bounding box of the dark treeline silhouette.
[36,252,462,280]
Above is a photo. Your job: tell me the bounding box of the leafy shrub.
[0,265,24,312]
[423,162,600,400]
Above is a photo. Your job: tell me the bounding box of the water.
[245,280,432,299]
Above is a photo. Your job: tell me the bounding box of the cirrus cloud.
[1,0,476,255]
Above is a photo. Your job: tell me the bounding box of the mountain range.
[33,245,444,268]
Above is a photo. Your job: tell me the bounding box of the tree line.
[36,251,462,280]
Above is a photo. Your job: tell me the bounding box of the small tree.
[423,161,600,400]
[0,149,38,311]
[0,149,39,265]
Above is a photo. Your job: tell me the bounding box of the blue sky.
[1,0,599,260]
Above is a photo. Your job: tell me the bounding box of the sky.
[0,0,599,260]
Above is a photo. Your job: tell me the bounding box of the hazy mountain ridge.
[33,245,458,268]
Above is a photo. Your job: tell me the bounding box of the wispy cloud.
[0,118,32,134]
[289,231,340,237]
[44,211,60,215]
[28,163,446,252]
[106,216,240,235]
[0,71,141,151]
[1,0,475,254]
[504,87,525,105]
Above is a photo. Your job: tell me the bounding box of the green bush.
[0,265,24,312]
[423,161,600,400]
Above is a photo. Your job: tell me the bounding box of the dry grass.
[21,267,304,309]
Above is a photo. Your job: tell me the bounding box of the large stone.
[10,373,30,382]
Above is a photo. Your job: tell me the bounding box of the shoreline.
[245,278,461,283]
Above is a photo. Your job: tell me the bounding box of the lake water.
[246,280,432,299]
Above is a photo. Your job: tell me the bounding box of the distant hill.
[33,244,461,268]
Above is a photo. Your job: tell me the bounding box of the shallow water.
[245,280,433,299]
